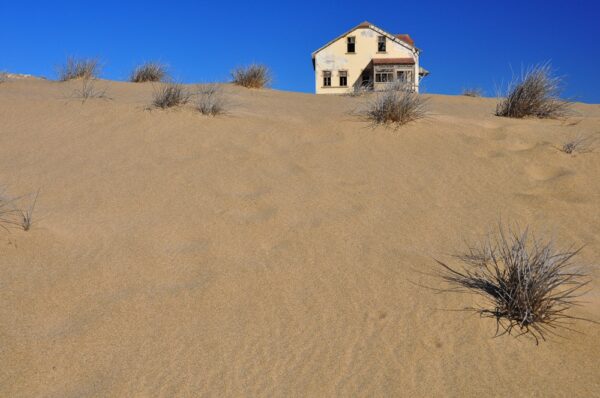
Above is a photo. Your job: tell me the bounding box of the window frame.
[377,35,387,52]
[323,70,332,87]
[375,67,394,83]
[339,70,348,87]
[346,36,356,53]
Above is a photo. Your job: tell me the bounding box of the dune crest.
[1,79,599,396]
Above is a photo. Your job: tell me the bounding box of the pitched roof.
[373,58,415,65]
[311,21,417,58]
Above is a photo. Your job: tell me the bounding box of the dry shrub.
[71,78,110,103]
[131,62,168,83]
[366,83,427,126]
[152,82,191,108]
[232,64,271,88]
[0,71,7,83]
[462,88,484,97]
[437,225,592,344]
[58,57,100,81]
[496,63,570,118]
[196,84,226,116]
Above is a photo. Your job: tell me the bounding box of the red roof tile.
[395,34,415,46]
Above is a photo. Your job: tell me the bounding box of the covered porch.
[356,58,428,92]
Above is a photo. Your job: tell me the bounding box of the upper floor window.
[323,71,331,87]
[347,36,355,53]
[377,36,386,52]
[339,71,348,87]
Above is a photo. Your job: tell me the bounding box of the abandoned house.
[311,21,429,94]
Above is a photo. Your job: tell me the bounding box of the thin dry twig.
[196,84,227,116]
[71,78,111,103]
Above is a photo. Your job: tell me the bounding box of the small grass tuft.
[131,62,168,83]
[365,83,427,127]
[16,189,39,231]
[232,64,271,88]
[436,225,593,344]
[152,82,191,109]
[462,88,484,97]
[496,63,570,119]
[559,134,595,154]
[196,84,226,116]
[0,189,40,232]
[58,57,100,81]
[71,77,111,103]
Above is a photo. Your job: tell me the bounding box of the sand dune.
[1,78,599,396]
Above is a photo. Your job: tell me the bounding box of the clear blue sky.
[2,0,599,102]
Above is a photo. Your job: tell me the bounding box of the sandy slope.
[1,78,599,397]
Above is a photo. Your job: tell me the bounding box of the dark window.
[339,71,348,87]
[347,36,355,53]
[378,36,386,52]
[397,71,406,82]
[323,71,331,87]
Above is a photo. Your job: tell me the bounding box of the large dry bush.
[152,82,191,109]
[232,64,271,88]
[437,226,592,344]
[130,62,168,83]
[496,64,570,118]
[366,83,427,126]
[58,57,100,81]
[196,84,226,116]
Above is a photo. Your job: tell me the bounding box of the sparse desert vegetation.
[496,63,570,118]
[1,74,599,397]
[365,83,427,126]
[436,225,591,344]
[462,87,484,97]
[58,57,100,81]
[71,77,111,102]
[559,134,595,154]
[196,84,226,116]
[0,71,7,83]
[152,82,191,109]
[232,64,271,88]
[130,62,168,83]
[0,189,39,231]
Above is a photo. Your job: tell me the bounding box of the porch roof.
[372,58,415,65]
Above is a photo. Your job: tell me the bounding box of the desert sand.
[1,77,599,397]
